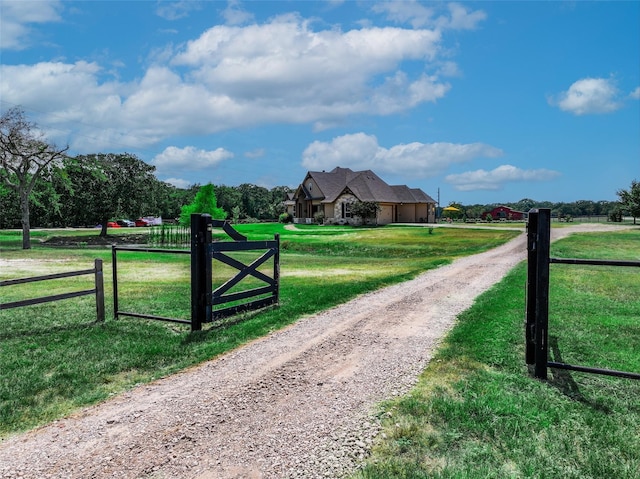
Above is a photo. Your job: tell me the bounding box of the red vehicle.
[135,218,150,227]
[106,221,121,228]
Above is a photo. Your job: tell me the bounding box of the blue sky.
[1,1,638,206]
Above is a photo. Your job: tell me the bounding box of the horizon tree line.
[2,106,639,249]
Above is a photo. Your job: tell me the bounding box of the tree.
[67,153,157,236]
[215,185,242,219]
[617,179,640,224]
[179,183,227,226]
[350,200,381,225]
[269,185,293,218]
[0,107,69,249]
[150,179,195,221]
[237,183,271,219]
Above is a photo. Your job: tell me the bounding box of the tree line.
[0,152,293,228]
[456,197,634,222]
[2,106,638,250]
[0,107,292,248]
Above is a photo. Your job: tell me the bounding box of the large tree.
[617,179,640,224]
[68,153,157,236]
[215,185,243,219]
[237,183,271,219]
[0,107,69,249]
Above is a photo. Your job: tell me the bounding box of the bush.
[609,208,623,222]
[279,212,293,223]
[314,211,325,224]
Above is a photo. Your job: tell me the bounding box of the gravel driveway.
[0,224,628,479]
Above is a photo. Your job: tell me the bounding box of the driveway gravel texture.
[0,224,628,479]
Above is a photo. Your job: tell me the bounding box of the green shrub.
[279,212,293,223]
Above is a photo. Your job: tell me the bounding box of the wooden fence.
[525,208,640,380]
[0,259,105,322]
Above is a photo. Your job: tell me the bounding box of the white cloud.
[244,148,265,159]
[445,164,561,191]
[372,1,486,30]
[301,133,503,178]
[630,86,640,100]
[151,146,234,175]
[222,0,254,25]
[372,1,435,28]
[0,0,62,50]
[155,1,201,21]
[0,14,460,151]
[443,3,487,30]
[553,77,621,115]
[163,177,193,189]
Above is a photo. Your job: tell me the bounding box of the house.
[292,167,436,225]
[483,205,526,221]
[283,192,296,216]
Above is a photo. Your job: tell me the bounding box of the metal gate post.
[112,246,119,320]
[534,208,551,379]
[94,258,105,322]
[525,210,538,365]
[274,233,280,304]
[191,214,212,331]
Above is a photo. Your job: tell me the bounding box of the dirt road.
[0,224,629,479]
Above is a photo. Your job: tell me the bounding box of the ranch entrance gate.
[525,208,640,381]
[113,214,279,331]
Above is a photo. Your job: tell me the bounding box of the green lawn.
[0,224,519,438]
[355,228,640,479]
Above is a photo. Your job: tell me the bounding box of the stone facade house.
[293,167,436,225]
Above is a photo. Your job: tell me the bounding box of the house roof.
[304,167,435,204]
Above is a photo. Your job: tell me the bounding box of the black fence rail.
[525,208,640,380]
[0,259,105,322]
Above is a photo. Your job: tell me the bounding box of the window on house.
[342,202,352,218]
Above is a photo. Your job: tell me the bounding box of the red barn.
[484,206,526,221]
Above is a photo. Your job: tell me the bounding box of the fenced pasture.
[356,227,640,479]
[0,224,520,436]
[527,209,640,380]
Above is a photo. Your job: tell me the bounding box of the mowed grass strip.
[0,224,519,438]
[355,228,640,479]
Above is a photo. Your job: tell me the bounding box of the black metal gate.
[112,214,279,331]
[525,208,640,380]
[191,214,280,331]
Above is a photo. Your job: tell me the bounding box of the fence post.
[525,209,538,365]
[112,246,119,320]
[94,258,105,322]
[191,214,212,331]
[274,233,280,304]
[534,208,551,380]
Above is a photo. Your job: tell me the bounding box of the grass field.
[354,228,640,479]
[0,223,519,438]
